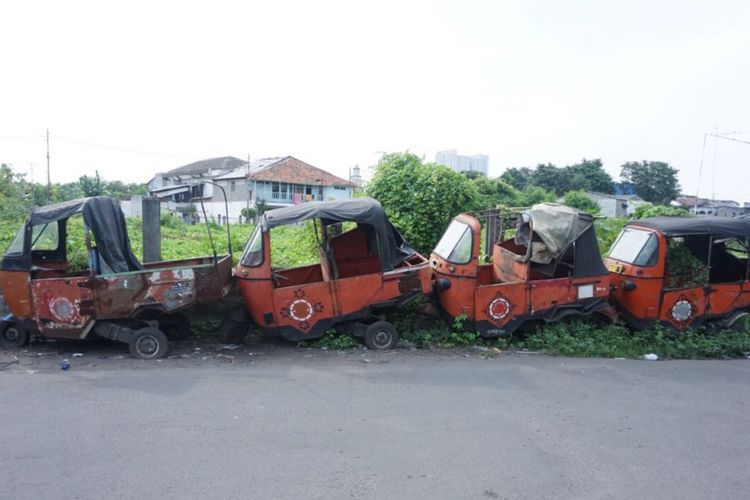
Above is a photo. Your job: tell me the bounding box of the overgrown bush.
[665,241,708,288]
[366,152,480,254]
[632,204,691,219]
[563,190,600,215]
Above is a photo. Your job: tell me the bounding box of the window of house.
[231,181,236,192]
[280,183,288,199]
[272,182,280,199]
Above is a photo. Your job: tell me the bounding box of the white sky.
[1,0,749,201]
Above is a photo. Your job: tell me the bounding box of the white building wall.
[323,186,352,201]
[119,196,144,218]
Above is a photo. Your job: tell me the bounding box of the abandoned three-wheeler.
[425,203,615,337]
[225,198,431,349]
[606,216,750,331]
[0,196,233,358]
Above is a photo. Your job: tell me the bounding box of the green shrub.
[563,190,600,215]
[632,204,691,219]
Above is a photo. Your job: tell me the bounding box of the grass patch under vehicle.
[507,318,750,359]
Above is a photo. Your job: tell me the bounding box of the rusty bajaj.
[222,197,431,349]
[0,196,233,359]
[420,203,616,337]
[605,216,750,332]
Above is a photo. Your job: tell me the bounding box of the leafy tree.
[531,163,571,196]
[500,167,533,191]
[460,170,485,180]
[472,176,520,209]
[366,152,480,254]
[567,158,614,194]
[515,186,556,207]
[563,190,600,215]
[79,171,106,197]
[0,164,31,219]
[620,161,680,205]
[255,198,269,218]
[240,207,257,223]
[107,180,148,198]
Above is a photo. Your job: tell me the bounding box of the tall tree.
[531,163,570,196]
[567,158,614,194]
[500,167,533,191]
[472,175,520,209]
[79,171,106,197]
[620,161,680,205]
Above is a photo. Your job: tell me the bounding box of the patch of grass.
[308,330,360,350]
[513,319,750,359]
[403,314,481,348]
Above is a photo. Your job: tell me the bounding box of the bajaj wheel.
[1,324,29,347]
[364,321,398,350]
[129,328,169,360]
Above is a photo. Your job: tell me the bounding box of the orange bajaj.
[0,196,233,358]
[227,198,431,349]
[605,216,750,331]
[428,203,615,337]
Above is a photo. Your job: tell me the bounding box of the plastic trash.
[72,352,84,357]
[60,359,70,370]
[643,353,659,361]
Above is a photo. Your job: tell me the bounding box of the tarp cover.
[629,216,750,238]
[517,203,595,264]
[81,197,143,273]
[261,197,416,271]
[25,197,142,273]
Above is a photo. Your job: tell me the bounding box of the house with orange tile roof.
[148,156,356,222]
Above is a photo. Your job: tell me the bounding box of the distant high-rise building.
[435,150,489,175]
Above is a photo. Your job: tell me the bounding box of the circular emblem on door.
[289,299,314,321]
[280,289,325,332]
[488,295,511,321]
[50,297,75,321]
[671,299,694,322]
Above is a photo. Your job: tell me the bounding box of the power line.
[708,133,750,146]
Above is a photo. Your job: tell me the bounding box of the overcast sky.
[2,0,749,201]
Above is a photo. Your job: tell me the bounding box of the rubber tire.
[219,317,249,344]
[160,313,191,341]
[0,323,29,347]
[128,328,169,360]
[364,321,399,350]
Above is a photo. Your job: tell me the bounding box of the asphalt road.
[1,345,749,500]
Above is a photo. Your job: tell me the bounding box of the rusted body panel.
[431,213,613,337]
[0,271,33,317]
[3,255,232,339]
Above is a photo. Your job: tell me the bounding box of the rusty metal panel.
[30,276,94,338]
[0,271,33,317]
[84,256,233,319]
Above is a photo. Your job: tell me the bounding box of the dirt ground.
[0,333,506,373]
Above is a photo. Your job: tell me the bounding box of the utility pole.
[46,128,51,202]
